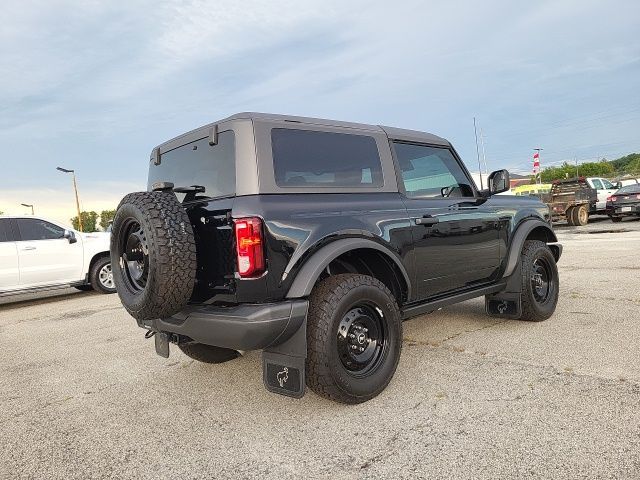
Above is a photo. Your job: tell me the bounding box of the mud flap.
[485,292,522,319]
[262,318,306,399]
[154,332,170,358]
[485,262,523,319]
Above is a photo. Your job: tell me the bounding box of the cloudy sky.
[1,0,639,224]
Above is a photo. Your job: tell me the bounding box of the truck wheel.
[306,274,402,404]
[571,205,589,226]
[111,191,197,320]
[89,256,116,294]
[611,216,623,223]
[178,343,240,364]
[518,240,559,322]
[565,207,575,226]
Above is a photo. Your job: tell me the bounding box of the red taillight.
[608,196,615,202]
[636,194,640,200]
[234,217,265,278]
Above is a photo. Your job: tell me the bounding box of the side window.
[601,179,614,189]
[16,219,65,241]
[271,128,383,187]
[0,219,11,242]
[392,142,474,198]
[591,179,603,190]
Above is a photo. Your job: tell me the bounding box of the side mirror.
[64,230,77,244]
[488,169,510,195]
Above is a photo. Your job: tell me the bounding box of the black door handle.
[415,215,439,226]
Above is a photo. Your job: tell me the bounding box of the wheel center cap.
[357,333,366,344]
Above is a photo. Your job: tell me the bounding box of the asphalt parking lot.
[2,216,639,479]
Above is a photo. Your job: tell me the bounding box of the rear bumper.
[607,204,640,215]
[142,300,309,351]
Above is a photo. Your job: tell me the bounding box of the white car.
[585,177,618,212]
[0,215,115,296]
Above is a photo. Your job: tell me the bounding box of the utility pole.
[21,203,34,215]
[56,167,83,232]
[473,117,483,189]
[575,157,579,178]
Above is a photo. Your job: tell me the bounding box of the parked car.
[0,216,115,295]
[606,184,640,222]
[111,112,562,404]
[585,177,618,212]
[613,177,640,189]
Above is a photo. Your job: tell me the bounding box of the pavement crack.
[440,319,508,343]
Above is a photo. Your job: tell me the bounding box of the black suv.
[111,112,562,404]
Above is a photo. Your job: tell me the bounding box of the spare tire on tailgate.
[110,191,197,320]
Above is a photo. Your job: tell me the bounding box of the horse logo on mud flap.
[277,367,289,387]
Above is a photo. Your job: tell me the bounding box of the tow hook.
[144,329,156,339]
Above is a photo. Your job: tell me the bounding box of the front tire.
[306,274,402,404]
[611,216,623,223]
[519,240,559,322]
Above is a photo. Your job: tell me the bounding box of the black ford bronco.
[111,112,562,404]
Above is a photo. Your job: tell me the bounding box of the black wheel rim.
[337,303,387,377]
[119,219,149,292]
[531,257,553,303]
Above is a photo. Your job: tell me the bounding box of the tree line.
[536,152,640,183]
[71,209,116,232]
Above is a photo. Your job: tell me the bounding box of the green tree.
[99,209,116,230]
[540,161,614,182]
[624,157,640,175]
[71,211,98,232]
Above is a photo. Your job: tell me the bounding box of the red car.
[606,184,640,222]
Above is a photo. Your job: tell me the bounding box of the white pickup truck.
[0,215,115,296]
[585,177,618,212]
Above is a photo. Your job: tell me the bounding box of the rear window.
[148,130,235,201]
[271,128,383,187]
[617,184,640,194]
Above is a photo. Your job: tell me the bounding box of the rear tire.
[571,204,589,226]
[89,256,116,294]
[565,207,575,226]
[306,274,402,404]
[178,343,240,364]
[611,216,623,223]
[518,240,559,322]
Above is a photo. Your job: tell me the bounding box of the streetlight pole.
[21,203,34,215]
[56,167,83,232]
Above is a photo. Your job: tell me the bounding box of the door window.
[16,219,65,241]
[591,179,604,190]
[601,179,614,189]
[0,219,12,242]
[392,143,474,198]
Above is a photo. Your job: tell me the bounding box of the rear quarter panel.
[231,193,414,303]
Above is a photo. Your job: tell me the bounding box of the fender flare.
[285,238,411,299]
[503,219,560,278]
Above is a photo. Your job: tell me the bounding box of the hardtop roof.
[154,112,450,153]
